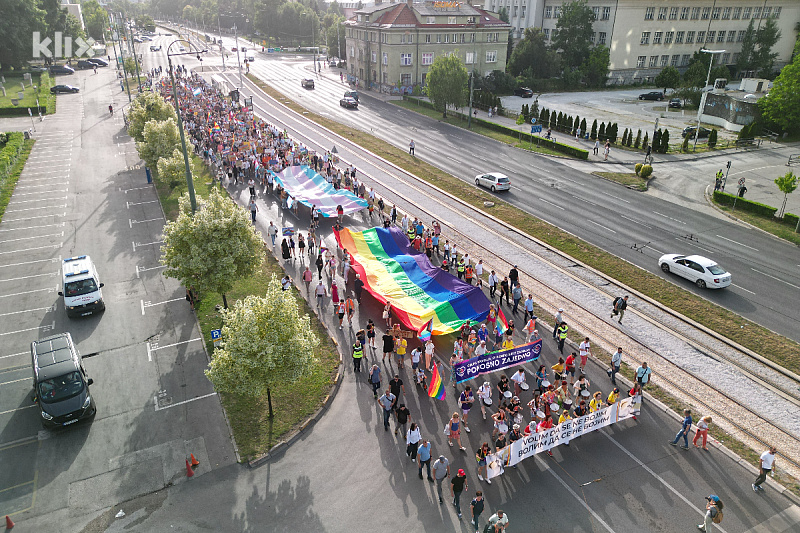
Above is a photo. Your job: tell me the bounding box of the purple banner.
[454,340,543,383]
[270,165,367,217]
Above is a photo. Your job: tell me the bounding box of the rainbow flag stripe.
[428,362,446,400]
[334,227,493,335]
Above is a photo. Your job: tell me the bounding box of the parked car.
[301,79,315,89]
[150,45,162,52]
[340,97,359,109]
[133,37,143,43]
[49,65,75,75]
[668,97,682,109]
[141,36,152,41]
[247,55,255,62]
[86,57,108,67]
[231,47,238,52]
[50,84,80,94]
[658,254,731,289]
[681,126,711,139]
[514,87,533,98]
[178,45,186,52]
[30,65,48,73]
[474,172,511,192]
[344,90,358,101]
[75,59,96,70]
[639,91,664,101]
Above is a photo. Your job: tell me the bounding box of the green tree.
[156,148,192,190]
[642,132,649,150]
[760,53,800,134]
[127,92,177,143]
[580,118,587,135]
[425,53,468,118]
[682,134,690,152]
[660,129,670,153]
[590,119,597,140]
[753,18,782,78]
[598,122,605,141]
[774,172,798,218]
[0,0,45,69]
[552,0,595,71]
[708,129,718,148]
[508,28,560,79]
[622,128,629,146]
[580,45,610,87]
[205,279,319,408]
[161,188,264,309]
[137,118,181,172]
[737,19,757,74]
[655,66,681,92]
[497,7,509,23]
[634,129,642,148]
[82,0,109,41]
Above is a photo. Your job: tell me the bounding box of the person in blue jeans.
[451,469,468,518]
[670,409,693,449]
[369,364,381,398]
[377,390,395,431]
[417,440,433,480]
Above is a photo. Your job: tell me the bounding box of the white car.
[658,254,731,289]
[474,172,511,192]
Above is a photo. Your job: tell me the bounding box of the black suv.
[87,57,108,67]
[301,79,315,89]
[49,65,75,75]
[639,91,664,101]
[75,59,96,69]
[668,97,682,109]
[513,87,533,98]
[682,126,711,139]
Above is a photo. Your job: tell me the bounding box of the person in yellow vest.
[407,223,416,241]
[456,257,466,280]
[395,336,408,369]
[557,322,569,354]
[464,263,474,285]
[352,340,365,372]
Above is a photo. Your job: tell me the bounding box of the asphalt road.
[0,64,235,524]
[231,55,800,343]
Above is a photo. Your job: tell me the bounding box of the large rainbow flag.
[334,227,494,335]
[270,165,367,218]
[428,362,446,400]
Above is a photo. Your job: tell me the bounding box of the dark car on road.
[301,79,315,89]
[340,97,358,109]
[50,84,80,94]
[344,90,359,102]
[639,91,664,101]
[668,97,682,109]
[682,126,712,139]
[150,45,162,52]
[49,65,75,75]
[513,87,533,98]
[87,57,108,67]
[75,59,96,70]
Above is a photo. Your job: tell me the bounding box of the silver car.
[475,172,511,192]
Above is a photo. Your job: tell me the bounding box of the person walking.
[697,495,724,532]
[612,295,629,323]
[369,364,381,397]
[511,283,522,314]
[486,510,509,531]
[556,321,569,354]
[353,273,364,302]
[610,347,622,385]
[352,339,365,373]
[475,442,491,483]
[470,491,485,533]
[604,140,611,161]
[396,403,411,436]
[499,277,510,305]
[433,455,451,503]
[693,415,712,450]
[670,409,693,449]
[635,362,652,394]
[460,386,475,433]
[523,294,535,323]
[268,221,278,246]
[377,388,396,431]
[446,412,467,451]
[406,422,421,460]
[753,446,777,492]
[382,330,394,362]
[552,308,563,339]
[302,266,313,295]
[488,270,499,299]
[477,381,492,420]
[593,139,600,156]
[451,469,468,519]
[417,439,433,480]
[249,198,258,224]
[314,280,327,309]
[315,253,324,279]
[409,139,415,155]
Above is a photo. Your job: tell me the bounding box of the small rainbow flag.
[418,319,433,342]
[428,362,446,401]
[495,308,510,335]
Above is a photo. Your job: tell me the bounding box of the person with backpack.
[697,494,724,531]
[611,295,628,323]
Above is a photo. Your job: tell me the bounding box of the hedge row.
[713,190,777,217]
[0,132,25,181]
[403,96,588,160]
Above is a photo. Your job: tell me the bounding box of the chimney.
[407,0,413,7]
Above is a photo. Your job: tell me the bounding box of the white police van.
[58,255,105,317]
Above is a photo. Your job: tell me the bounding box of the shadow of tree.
[230,473,326,533]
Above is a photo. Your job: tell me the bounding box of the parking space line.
[0,377,30,387]
[129,217,164,228]
[0,351,27,360]
[0,405,37,416]
[14,184,68,190]
[0,244,61,255]
[7,190,68,198]
[127,200,159,208]
[0,321,55,337]
[2,214,66,223]
[0,224,64,234]
[136,264,166,278]
[0,286,58,299]
[9,197,68,206]
[132,240,164,252]
[153,391,217,411]
[141,297,185,315]
[0,306,54,318]
[4,470,38,518]
[0,257,58,267]
[3,205,67,214]
[0,435,38,453]
[0,233,63,246]
[121,186,154,193]
[0,479,35,495]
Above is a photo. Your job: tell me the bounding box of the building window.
[602,7,610,20]
[742,7,751,19]
[701,7,711,20]
[409,34,413,44]
[752,7,761,19]
[554,7,561,18]
[460,34,465,43]
[762,7,771,18]
[544,6,552,18]
[427,16,435,24]
[383,72,388,84]
[727,30,735,42]
[400,53,412,66]
[732,52,739,64]
[658,7,667,20]
[521,7,526,18]
[467,16,475,24]
[470,33,475,42]
[592,6,599,20]
[717,31,725,43]
[652,31,662,44]
[706,31,715,43]
[722,7,731,20]
[401,73,411,86]
[737,30,745,42]
[512,6,517,17]
[637,56,646,68]
[649,55,658,67]
[773,7,781,18]
[641,31,650,45]
[686,31,695,44]
[448,16,456,24]
[371,50,376,63]
[543,28,550,40]
[711,7,720,20]
[645,7,654,20]
[690,7,700,20]
[382,52,387,65]
[486,50,497,62]
[669,7,678,20]
[670,54,679,66]
[680,7,689,20]
[722,53,730,64]
[422,52,433,65]
[675,31,684,44]
[664,31,674,44]
[425,34,431,43]
[465,51,475,64]
[443,34,449,43]
[732,7,741,19]
[660,55,669,67]
[436,34,441,43]
[681,54,690,66]
[400,34,406,44]
[590,32,596,44]
[598,31,606,45]
[697,31,705,43]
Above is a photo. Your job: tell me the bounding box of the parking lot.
[0,69,235,525]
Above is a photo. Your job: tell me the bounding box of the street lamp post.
[693,48,725,152]
[166,40,207,214]
[233,23,243,87]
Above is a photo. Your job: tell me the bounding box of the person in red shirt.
[565,352,577,385]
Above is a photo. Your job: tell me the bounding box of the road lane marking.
[0,244,61,256]
[675,237,714,255]
[153,391,217,411]
[588,220,617,233]
[0,351,27,360]
[620,215,652,229]
[732,284,755,294]
[136,264,167,278]
[716,235,758,251]
[0,257,58,267]
[538,197,565,210]
[598,191,631,204]
[3,205,67,214]
[751,268,800,289]
[653,211,687,224]
[0,272,58,283]
[127,200,159,208]
[0,307,53,318]
[0,377,31,387]
[8,197,68,206]
[0,405,37,416]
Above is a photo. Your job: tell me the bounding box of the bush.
[590,119,598,140]
[713,190,778,217]
[634,129,642,148]
[635,163,643,176]
[708,129,718,148]
[738,124,751,139]
[682,134,690,152]
[0,131,25,178]
[598,122,606,141]
[783,212,799,227]
[660,129,670,153]
[640,164,653,178]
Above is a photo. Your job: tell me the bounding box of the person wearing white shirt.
[510,368,526,396]
[477,381,492,420]
[425,340,435,371]
[475,259,484,287]
[579,337,591,372]
[753,446,777,492]
[488,271,499,299]
[410,347,422,371]
[406,423,422,460]
[474,340,487,358]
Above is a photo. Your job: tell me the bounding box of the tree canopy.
[655,66,680,91]
[425,53,468,118]
[759,52,800,134]
[127,92,177,143]
[580,45,610,88]
[552,0,595,72]
[161,188,264,308]
[0,0,45,69]
[737,18,782,77]
[507,28,559,78]
[205,278,319,399]
[137,118,181,172]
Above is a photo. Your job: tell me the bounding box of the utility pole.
[217,9,225,71]
[234,24,243,87]
[467,71,474,128]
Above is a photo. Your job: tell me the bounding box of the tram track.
[226,72,800,475]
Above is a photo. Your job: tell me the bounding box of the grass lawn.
[247,73,800,378]
[153,153,339,460]
[0,77,40,108]
[713,201,800,246]
[0,138,35,222]
[594,171,649,191]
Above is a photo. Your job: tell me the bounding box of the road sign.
[738,177,746,186]
[531,125,543,133]
[531,118,537,124]
[211,328,222,346]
